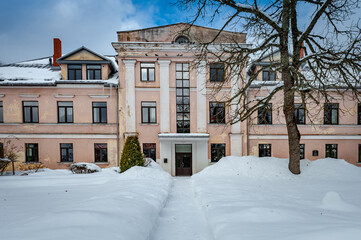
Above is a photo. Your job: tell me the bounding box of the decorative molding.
[19,94,40,98]
[158,60,171,66]
[88,95,110,98]
[0,134,117,139]
[53,94,75,98]
[249,135,361,140]
[122,59,136,66]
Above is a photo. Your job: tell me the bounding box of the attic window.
[175,36,190,44]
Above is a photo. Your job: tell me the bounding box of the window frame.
[324,103,339,125]
[94,143,107,163]
[210,63,225,82]
[295,103,306,124]
[258,103,273,125]
[176,63,190,133]
[209,102,226,124]
[25,143,39,163]
[0,142,4,158]
[141,101,157,124]
[262,69,276,81]
[60,143,73,162]
[357,103,361,125]
[140,62,155,82]
[92,102,107,124]
[23,101,39,123]
[86,64,102,80]
[325,144,338,159]
[57,101,73,123]
[300,144,305,160]
[211,144,226,162]
[0,101,3,123]
[143,143,156,161]
[67,64,82,80]
[259,144,272,157]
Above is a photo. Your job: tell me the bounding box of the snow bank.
[1,165,172,240]
[70,162,102,174]
[194,156,361,181]
[192,156,361,240]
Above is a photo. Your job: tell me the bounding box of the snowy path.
[149,177,213,240]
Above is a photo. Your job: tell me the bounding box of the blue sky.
[0,0,192,64]
[0,0,359,64]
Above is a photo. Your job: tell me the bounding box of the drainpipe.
[116,84,119,167]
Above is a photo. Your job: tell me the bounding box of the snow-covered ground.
[192,156,361,240]
[0,165,171,240]
[1,156,361,240]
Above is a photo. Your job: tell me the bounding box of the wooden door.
[176,152,192,176]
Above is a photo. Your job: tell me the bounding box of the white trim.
[53,94,75,98]
[135,88,160,91]
[88,95,110,98]
[197,61,207,133]
[0,134,117,139]
[250,135,361,140]
[123,59,136,132]
[56,84,106,89]
[0,94,5,98]
[19,94,40,98]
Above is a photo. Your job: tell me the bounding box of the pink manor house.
[0,23,360,176]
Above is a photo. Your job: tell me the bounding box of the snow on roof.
[0,55,118,86]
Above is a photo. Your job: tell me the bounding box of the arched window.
[175,36,190,44]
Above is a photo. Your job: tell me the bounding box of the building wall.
[0,85,118,170]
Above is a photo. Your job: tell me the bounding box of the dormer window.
[262,69,276,81]
[175,36,190,44]
[87,65,101,80]
[68,64,82,80]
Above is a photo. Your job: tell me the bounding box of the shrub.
[18,162,45,172]
[120,135,144,172]
[70,162,101,174]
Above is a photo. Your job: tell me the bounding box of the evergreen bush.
[120,135,144,172]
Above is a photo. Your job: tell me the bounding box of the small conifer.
[119,135,144,172]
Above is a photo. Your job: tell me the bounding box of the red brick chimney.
[300,41,304,59]
[53,38,62,67]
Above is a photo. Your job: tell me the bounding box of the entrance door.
[175,144,192,176]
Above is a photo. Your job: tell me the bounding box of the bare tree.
[177,0,361,174]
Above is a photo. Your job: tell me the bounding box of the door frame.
[175,144,192,176]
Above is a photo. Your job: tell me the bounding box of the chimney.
[300,41,304,59]
[53,38,62,67]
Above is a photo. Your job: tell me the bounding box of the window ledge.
[139,123,159,126]
[57,162,73,164]
[93,162,109,165]
[209,123,226,125]
[22,162,40,164]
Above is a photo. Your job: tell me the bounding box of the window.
[143,143,156,161]
[25,143,38,162]
[175,36,190,44]
[358,104,361,125]
[259,144,271,157]
[60,143,73,162]
[176,63,190,133]
[324,103,338,125]
[359,144,361,163]
[295,104,305,124]
[23,101,39,123]
[210,63,224,82]
[258,103,272,124]
[0,101,3,123]
[141,63,155,82]
[0,142,4,158]
[93,102,107,123]
[94,143,107,162]
[58,102,73,123]
[87,65,101,80]
[209,102,225,124]
[68,64,82,80]
[141,102,157,123]
[211,144,226,162]
[300,144,305,160]
[262,70,276,81]
[325,144,338,159]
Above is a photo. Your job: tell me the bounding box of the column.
[158,60,171,133]
[197,61,207,132]
[123,59,136,133]
[230,64,243,156]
